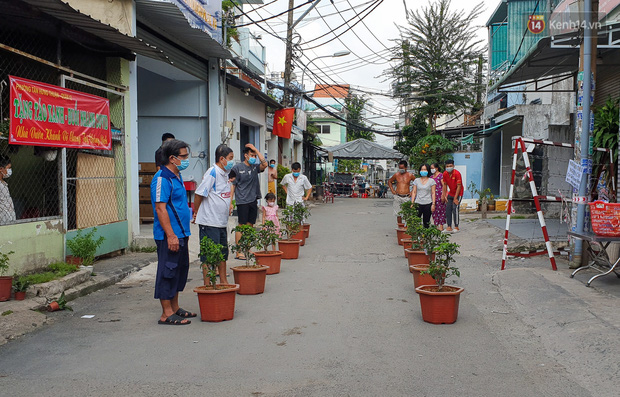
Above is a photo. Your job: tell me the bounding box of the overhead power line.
[234,0,315,28]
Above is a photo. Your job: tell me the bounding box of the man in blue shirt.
[151,139,194,325]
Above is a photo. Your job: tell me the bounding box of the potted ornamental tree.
[230,225,269,295]
[278,205,303,259]
[194,237,240,322]
[289,202,310,246]
[410,226,446,287]
[254,221,284,275]
[397,201,415,246]
[415,241,463,324]
[404,213,427,267]
[301,204,312,238]
[0,249,14,301]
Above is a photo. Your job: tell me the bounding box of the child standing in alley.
[261,192,280,250]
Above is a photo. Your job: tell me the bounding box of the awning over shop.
[320,139,404,160]
[492,22,620,91]
[18,0,165,61]
[226,74,282,109]
[491,36,578,91]
[135,0,231,60]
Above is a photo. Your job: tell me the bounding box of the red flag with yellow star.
[272,108,295,139]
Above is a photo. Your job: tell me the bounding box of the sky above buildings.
[240,0,497,147]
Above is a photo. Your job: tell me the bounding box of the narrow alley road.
[0,199,599,396]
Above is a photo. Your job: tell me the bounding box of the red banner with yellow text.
[9,76,111,150]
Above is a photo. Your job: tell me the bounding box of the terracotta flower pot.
[291,230,306,246]
[231,265,268,295]
[415,285,464,324]
[0,276,13,302]
[397,216,403,224]
[65,255,83,266]
[47,301,60,312]
[194,284,240,322]
[14,291,26,301]
[302,224,311,238]
[254,251,283,274]
[397,222,405,228]
[410,265,436,288]
[278,239,301,259]
[402,238,413,252]
[396,228,411,246]
[405,250,434,267]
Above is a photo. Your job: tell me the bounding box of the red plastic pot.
[254,251,283,274]
[231,265,268,295]
[415,285,464,324]
[302,224,311,238]
[0,276,12,302]
[47,301,60,312]
[194,284,240,322]
[291,230,306,246]
[14,291,26,301]
[396,228,411,246]
[405,250,434,268]
[278,239,301,259]
[410,265,436,288]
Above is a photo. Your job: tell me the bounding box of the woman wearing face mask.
[411,164,436,228]
[430,163,446,231]
[0,155,16,225]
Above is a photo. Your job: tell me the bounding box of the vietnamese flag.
[272,108,295,139]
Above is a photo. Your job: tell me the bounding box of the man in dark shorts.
[193,144,235,285]
[151,139,194,325]
[230,143,267,259]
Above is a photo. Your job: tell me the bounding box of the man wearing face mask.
[388,160,415,217]
[281,162,313,206]
[441,159,463,232]
[0,155,16,225]
[193,144,234,285]
[151,139,194,325]
[267,159,278,195]
[230,143,267,259]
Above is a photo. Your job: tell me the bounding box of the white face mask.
[267,202,275,207]
[446,167,454,173]
[3,168,12,178]
[398,169,406,174]
[430,169,436,174]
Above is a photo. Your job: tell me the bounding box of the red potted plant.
[278,205,303,259]
[415,242,463,324]
[230,225,268,295]
[47,291,73,312]
[194,237,240,322]
[254,221,284,275]
[0,249,14,301]
[410,226,445,280]
[12,275,29,301]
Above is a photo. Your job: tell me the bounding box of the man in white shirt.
[193,144,235,285]
[280,162,313,206]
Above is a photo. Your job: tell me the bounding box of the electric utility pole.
[283,0,295,107]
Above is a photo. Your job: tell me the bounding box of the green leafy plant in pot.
[194,237,239,322]
[288,202,310,245]
[230,225,268,295]
[416,241,464,324]
[255,221,284,275]
[12,275,30,300]
[66,228,105,267]
[48,291,73,312]
[410,227,447,286]
[396,201,417,246]
[0,249,15,301]
[279,205,303,259]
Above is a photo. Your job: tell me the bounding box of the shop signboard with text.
[9,76,111,150]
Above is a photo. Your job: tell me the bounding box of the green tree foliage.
[345,94,374,142]
[277,164,291,208]
[409,134,456,172]
[387,0,485,130]
[337,159,364,173]
[394,111,429,155]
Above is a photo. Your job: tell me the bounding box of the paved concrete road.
[0,199,608,396]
